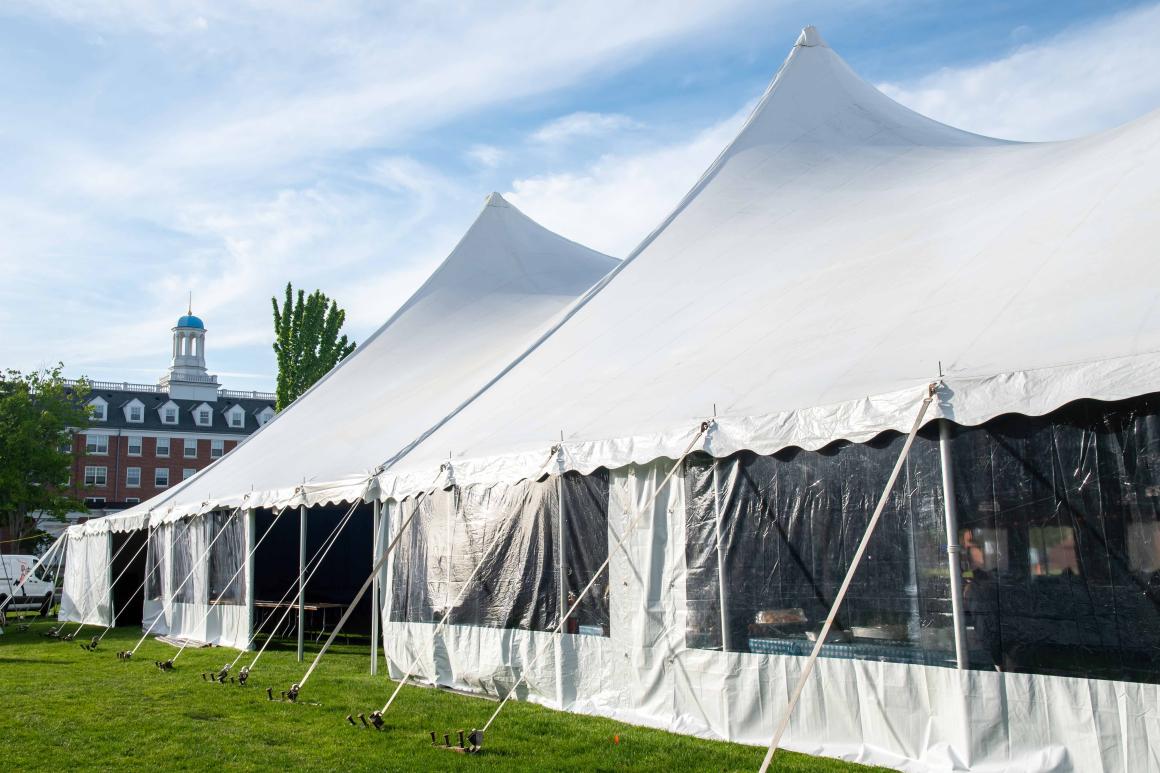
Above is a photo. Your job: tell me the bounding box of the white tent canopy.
[57,28,1160,771]
[375,25,1160,492]
[80,193,616,531]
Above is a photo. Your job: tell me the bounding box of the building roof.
[175,314,205,330]
[83,388,273,436]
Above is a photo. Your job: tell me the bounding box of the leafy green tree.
[271,283,357,410]
[0,365,90,551]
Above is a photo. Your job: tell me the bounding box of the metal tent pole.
[938,419,968,670]
[297,504,306,663]
[555,445,567,708]
[371,499,381,676]
[245,509,256,650]
[712,459,732,653]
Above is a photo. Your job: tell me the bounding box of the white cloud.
[466,144,505,168]
[531,112,642,144]
[0,1,759,390]
[878,3,1160,141]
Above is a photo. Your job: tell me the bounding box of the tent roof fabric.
[83,26,1160,527]
[373,27,1160,492]
[86,193,616,531]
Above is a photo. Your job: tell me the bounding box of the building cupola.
[161,299,220,401]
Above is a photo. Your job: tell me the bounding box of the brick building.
[65,310,275,523]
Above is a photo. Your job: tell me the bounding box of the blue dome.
[176,314,205,329]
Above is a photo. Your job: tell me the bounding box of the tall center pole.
[297,504,306,663]
[370,499,381,676]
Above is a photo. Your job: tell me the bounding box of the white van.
[0,554,56,616]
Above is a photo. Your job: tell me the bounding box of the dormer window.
[257,406,275,426]
[89,397,107,422]
[227,405,245,428]
[124,398,145,423]
[194,402,213,427]
[159,401,179,425]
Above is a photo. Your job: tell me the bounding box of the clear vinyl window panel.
[684,431,951,667]
[145,528,164,600]
[684,393,1160,684]
[208,511,245,604]
[948,395,1160,683]
[169,518,198,604]
[389,471,610,637]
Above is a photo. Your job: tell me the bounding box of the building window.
[126,467,141,488]
[85,434,108,455]
[59,435,74,454]
[83,466,107,487]
[258,407,275,426]
[198,409,211,426]
[184,438,198,458]
[128,404,143,423]
[156,437,170,457]
[83,497,106,508]
[125,497,140,505]
[229,411,243,428]
[163,407,178,424]
[127,436,142,456]
[155,468,169,488]
[183,468,196,480]
[211,439,224,458]
[89,400,107,421]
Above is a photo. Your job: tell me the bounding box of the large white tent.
[367,28,1160,771]
[59,193,616,644]
[60,27,1160,771]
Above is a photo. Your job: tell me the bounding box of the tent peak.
[795,25,827,48]
[484,191,511,208]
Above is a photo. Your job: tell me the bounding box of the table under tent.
[56,26,1160,772]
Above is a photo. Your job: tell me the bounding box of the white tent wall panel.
[59,529,112,626]
[132,513,250,649]
[377,458,1160,772]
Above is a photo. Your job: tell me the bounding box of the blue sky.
[3,1,1160,392]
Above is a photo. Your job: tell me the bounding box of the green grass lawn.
[0,616,886,772]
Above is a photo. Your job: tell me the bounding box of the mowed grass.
[0,617,886,772]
